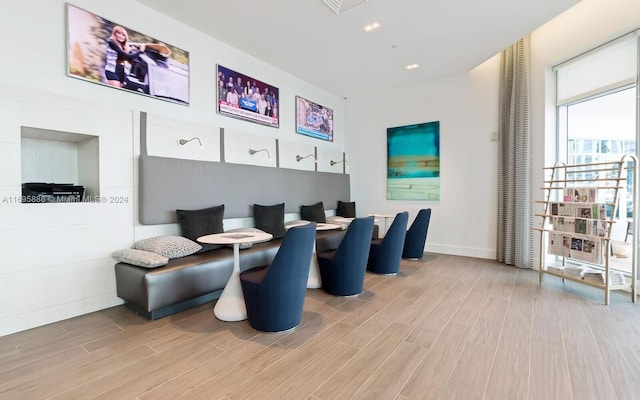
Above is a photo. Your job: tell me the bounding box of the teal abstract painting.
[387,121,440,200]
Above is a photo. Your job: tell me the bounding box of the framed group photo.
[217,65,279,128]
[66,3,190,104]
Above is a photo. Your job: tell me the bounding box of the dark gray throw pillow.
[176,204,224,242]
[254,203,286,238]
[301,201,326,223]
[337,200,356,218]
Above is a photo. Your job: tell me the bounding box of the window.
[555,32,639,271]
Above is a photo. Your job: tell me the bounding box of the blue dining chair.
[317,216,375,296]
[402,208,432,259]
[239,222,316,332]
[367,212,409,275]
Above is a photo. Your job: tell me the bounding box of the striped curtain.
[497,35,533,268]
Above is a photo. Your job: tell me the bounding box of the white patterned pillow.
[132,235,202,259]
[112,249,169,268]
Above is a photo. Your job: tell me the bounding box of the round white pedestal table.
[197,231,273,321]
[285,221,342,288]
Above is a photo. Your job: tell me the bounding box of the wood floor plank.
[91,342,225,400]
[438,297,509,399]
[1,344,156,399]
[528,342,573,400]
[561,321,618,400]
[0,255,638,400]
[593,337,640,400]
[51,336,222,399]
[447,288,488,326]
[138,334,283,400]
[82,321,186,353]
[479,262,518,299]
[0,346,20,367]
[313,322,414,400]
[175,343,290,399]
[335,295,388,327]
[16,323,123,359]
[350,341,427,400]
[392,270,453,327]
[224,322,355,400]
[406,295,464,349]
[171,312,263,352]
[261,342,359,400]
[438,343,499,400]
[466,297,509,347]
[0,323,66,351]
[400,321,471,399]
[484,322,531,400]
[484,274,533,400]
[0,346,88,393]
[340,297,412,349]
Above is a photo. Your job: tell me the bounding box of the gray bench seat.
[115,229,350,320]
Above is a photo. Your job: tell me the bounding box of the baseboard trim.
[425,244,495,260]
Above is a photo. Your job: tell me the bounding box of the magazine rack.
[535,155,637,304]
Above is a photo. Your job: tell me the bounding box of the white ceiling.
[134,0,581,98]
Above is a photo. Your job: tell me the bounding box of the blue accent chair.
[402,208,432,259]
[317,217,375,296]
[367,212,409,275]
[239,222,316,332]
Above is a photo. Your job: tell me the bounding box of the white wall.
[346,57,500,259]
[0,0,346,336]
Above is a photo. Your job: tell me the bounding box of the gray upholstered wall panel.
[139,155,350,225]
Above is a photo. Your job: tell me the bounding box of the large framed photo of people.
[295,96,334,142]
[217,65,279,128]
[66,3,190,105]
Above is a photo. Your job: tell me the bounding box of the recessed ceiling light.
[363,22,381,32]
[405,64,419,70]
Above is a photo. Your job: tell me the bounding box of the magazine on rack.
[547,232,603,264]
[563,187,597,203]
[582,268,605,284]
[548,232,570,257]
[549,202,607,220]
[552,217,607,237]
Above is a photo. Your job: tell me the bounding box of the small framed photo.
[295,96,334,142]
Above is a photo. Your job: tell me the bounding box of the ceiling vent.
[321,0,369,14]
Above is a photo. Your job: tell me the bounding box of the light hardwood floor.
[1,254,639,400]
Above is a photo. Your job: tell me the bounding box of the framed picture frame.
[216,65,279,128]
[66,3,190,105]
[387,121,440,201]
[295,96,334,142]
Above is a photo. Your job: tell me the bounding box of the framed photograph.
[295,96,334,141]
[217,65,279,128]
[66,3,190,105]
[387,121,440,201]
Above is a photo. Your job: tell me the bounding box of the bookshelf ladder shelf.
[535,155,637,305]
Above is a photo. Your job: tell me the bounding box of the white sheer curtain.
[497,35,533,268]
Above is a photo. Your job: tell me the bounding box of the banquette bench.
[115,229,347,320]
[122,113,359,319]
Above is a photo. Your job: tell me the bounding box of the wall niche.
[20,126,99,203]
